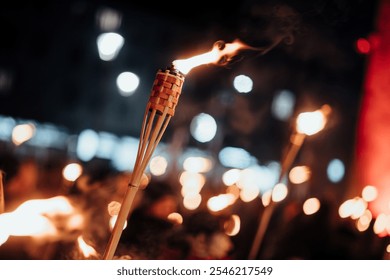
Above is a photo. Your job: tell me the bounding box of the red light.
[356,38,371,54]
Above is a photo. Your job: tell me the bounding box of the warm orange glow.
[262,190,272,207]
[150,155,168,176]
[224,214,241,236]
[179,171,205,197]
[296,105,331,136]
[373,213,390,236]
[12,123,36,145]
[77,235,97,258]
[356,209,372,232]
[303,197,321,215]
[183,193,202,210]
[338,197,367,219]
[272,183,288,202]
[0,196,81,246]
[172,39,248,74]
[362,185,378,202]
[107,201,121,216]
[167,212,183,225]
[109,215,127,231]
[289,165,311,184]
[62,163,83,182]
[207,193,236,212]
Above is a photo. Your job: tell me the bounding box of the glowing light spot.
[96,132,118,159]
[271,89,295,121]
[97,32,124,61]
[183,194,202,210]
[339,197,367,219]
[107,201,121,216]
[111,136,139,171]
[183,156,213,173]
[167,212,183,225]
[289,165,311,184]
[296,105,330,136]
[96,8,122,31]
[373,213,389,235]
[362,185,378,202]
[116,71,140,96]
[239,184,260,203]
[327,158,345,183]
[62,163,83,182]
[222,169,241,186]
[207,194,236,212]
[356,209,372,232]
[77,236,97,258]
[224,214,241,236]
[218,146,253,169]
[356,38,371,54]
[233,74,253,93]
[76,129,99,161]
[190,113,217,143]
[12,123,35,145]
[179,171,206,197]
[150,155,168,176]
[272,183,288,202]
[303,198,320,215]
[262,190,272,207]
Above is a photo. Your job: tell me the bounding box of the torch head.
[148,66,185,117]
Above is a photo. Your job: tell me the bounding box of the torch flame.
[172,39,251,75]
[0,196,82,246]
[77,235,97,258]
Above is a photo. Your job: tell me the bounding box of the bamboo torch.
[248,104,331,260]
[103,39,253,260]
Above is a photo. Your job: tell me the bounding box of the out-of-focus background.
[1,0,390,260]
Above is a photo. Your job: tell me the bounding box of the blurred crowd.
[0,150,389,260]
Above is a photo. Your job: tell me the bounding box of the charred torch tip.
[214,40,226,50]
[167,64,185,77]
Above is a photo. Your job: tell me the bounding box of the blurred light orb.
[296,109,326,135]
[272,183,288,202]
[271,89,295,121]
[150,155,168,176]
[183,194,202,210]
[233,74,253,93]
[167,212,183,225]
[76,129,99,161]
[218,146,252,169]
[190,113,217,143]
[356,38,371,54]
[222,168,241,186]
[224,214,241,236]
[62,163,83,182]
[362,185,378,202]
[12,123,35,145]
[97,32,124,61]
[303,197,321,215]
[116,72,140,96]
[183,156,213,173]
[289,165,311,184]
[327,158,345,183]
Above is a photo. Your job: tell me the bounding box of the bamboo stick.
[103,67,185,259]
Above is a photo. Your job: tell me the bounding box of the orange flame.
[0,196,83,246]
[172,39,253,75]
[77,235,97,258]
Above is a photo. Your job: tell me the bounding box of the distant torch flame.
[0,196,81,246]
[172,39,250,75]
[77,235,97,258]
